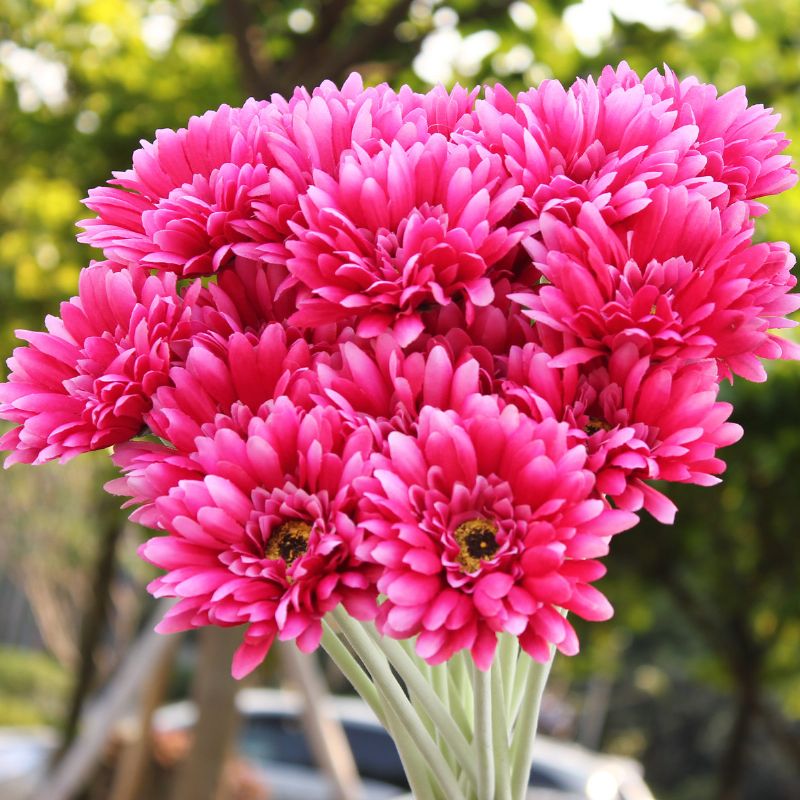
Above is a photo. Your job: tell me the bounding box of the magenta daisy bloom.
[0,264,194,465]
[512,188,800,381]
[146,323,320,452]
[502,344,743,523]
[286,135,531,345]
[315,336,490,434]
[78,101,252,268]
[78,76,480,278]
[358,401,638,669]
[397,83,479,137]
[423,275,543,355]
[614,62,798,214]
[190,257,299,338]
[114,398,379,678]
[459,61,794,235]
[460,74,721,231]
[138,161,289,275]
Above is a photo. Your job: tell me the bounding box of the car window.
[341,722,408,788]
[529,765,565,789]
[240,713,409,789]
[240,714,315,768]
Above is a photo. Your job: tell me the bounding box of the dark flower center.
[584,417,612,434]
[265,520,311,566]
[454,519,499,572]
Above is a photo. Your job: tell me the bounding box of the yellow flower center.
[265,520,311,566]
[454,519,499,572]
[584,417,612,435]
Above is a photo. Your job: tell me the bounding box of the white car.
[154,688,657,800]
[0,728,57,800]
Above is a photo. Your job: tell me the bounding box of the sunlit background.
[1,2,799,799]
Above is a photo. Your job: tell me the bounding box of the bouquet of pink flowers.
[1,62,797,799]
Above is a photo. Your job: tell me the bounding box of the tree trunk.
[21,564,78,666]
[716,680,758,800]
[106,634,179,800]
[223,0,269,97]
[756,698,800,770]
[168,626,243,800]
[60,488,127,753]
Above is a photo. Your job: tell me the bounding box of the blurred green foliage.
[1,1,799,798]
[0,0,240,354]
[0,646,68,725]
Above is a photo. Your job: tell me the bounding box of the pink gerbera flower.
[358,401,638,668]
[511,187,800,381]
[138,162,287,275]
[78,76,480,277]
[79,102,250,268]
[286,135,531,345]
[462,60,794,229]
[398,83,479,138]
[459,71,724,231]
[113,398,379,678]
[599,62,797,214]
[190,257,300,338]
[146,323,320,452]
[314,335,491,435]
[0,264,194,465]
[502,344,743,523]
[423,276,543,355]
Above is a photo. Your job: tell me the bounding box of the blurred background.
[1,1,799,799]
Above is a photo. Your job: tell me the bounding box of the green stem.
[498,634,518,719]
[408,684,437,737]
[509,650,555,800]
[509,652,531,728]
[431,663,449,717]
[332,608,467,800]
[378,686,437,800]
[320,621,386,726]
[430,664,458,777]
[458,769,473,798]
[403,681,454,793]
[362,622,478,785]
[455,651,474,729]
[492,660,512,800]
[446,661,473,738]
[473,663,495,800]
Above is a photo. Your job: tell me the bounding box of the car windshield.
[240,713,409,788]
[239,710,601,796]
